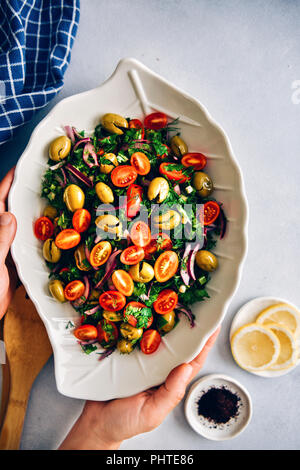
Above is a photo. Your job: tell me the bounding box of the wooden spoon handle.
[0,390,29,449]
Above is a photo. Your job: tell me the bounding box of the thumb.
[0,212,17,264]
[150,363,193,417]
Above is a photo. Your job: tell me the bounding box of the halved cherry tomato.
[144,112,168,130]
[181,152,207,171]
[130,221,151,248]
[90,241,112,267]
[154,250,179,283]
[123,301,152,328]
[153,289,178,315]
[129,119,145,139]
[72,208,91,233]
[55,229,81,249]
[112,269,134,297]
[157,144,171,160]
[126,184,143,218]
[130,152,151,176]
[144,233,172,259]
[99,290,126,312]
[34,216,54,241]
[97,319,118,346]
[73,324,98,341]
[159,162,190,183]
[203,201,220,226]
[120,245,145,265]
[111,165,138,187]
[140,329,161,355]
[64,280,85,301]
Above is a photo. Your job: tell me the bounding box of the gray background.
[1,0,300,450]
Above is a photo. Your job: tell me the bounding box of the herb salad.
[34,112,226,358]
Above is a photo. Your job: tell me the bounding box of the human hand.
[59,327,220,450]
[0,168,17,321]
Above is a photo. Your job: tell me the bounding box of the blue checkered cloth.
[0,0,80,146]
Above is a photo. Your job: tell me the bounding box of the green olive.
[120,322,143,341]
[117,339,134,354]
[103,311,123,322]
[95,182,114,204]
[42,239,61,263]
[148,177,169,203]
[193,172,213,197]
[74,244,91,271]
[63,184,85,212]
[158,310,176,333]
[170,135,188,157]
[49,136,71,161]
[129,262,154,283]
[101,113,128,135]
[95,214,122,235]
[43,205,58,220]
[49,279,65,302]
[154,210,181,230]
[100,153,119,174]
[195,250,218,272]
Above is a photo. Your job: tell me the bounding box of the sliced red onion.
[84,244,91,264]
[64,125,75,143]
[78,339,98,346]
[219,206,227,239]
[181,243,192,286]
[94,250,122,289]
[98,346,116,361]
[175,303,195,328]
[65,163,93,187]
[49,161,64,171]
[83,142,99,168]
[60,167,67,186]
[73,136,91,150]
[107,277,115,290]
[84,305,101,316]
[72,127,85,140]
[94,234,102,244]
[173,184,181,195]
[141,178,151,187]
[187,243,200,281]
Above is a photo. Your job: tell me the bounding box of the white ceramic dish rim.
[8,58,249,399]
[184,373,252,441]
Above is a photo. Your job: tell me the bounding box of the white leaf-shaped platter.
[8,58,248,400]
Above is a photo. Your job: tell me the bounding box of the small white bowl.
[184,374,252,441]
[230,296,300,377]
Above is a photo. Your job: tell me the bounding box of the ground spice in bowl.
[197,386,240,425]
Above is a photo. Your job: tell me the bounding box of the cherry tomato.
[129,119,145,139]
[34,216,54,241]
[112,269,134,297]
[99,290,126,312]
[126,184,143,218]
[203,201,220,226]
[130,152,151,176]
[123,301,152,328]
[55,229,81,250]
[140,329,161,355]
[181,152,207,171]
[144,233,172,259]
[73,324,98,341]
[154,250,179,283]
[97,319,118,347]
[64,280,85,301]
[159,162,190,183]
[120,245,145,265]
[130,221,151,248]
[90,241,112,267]
[144,112,168,130]
[153,289,178,315]
[157,144,171,160]
[72,208,91,233]
[111,165,138,187]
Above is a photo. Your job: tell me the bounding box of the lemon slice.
[262,323,298,370]
[231,323,281,372]
[256,303,300,338]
